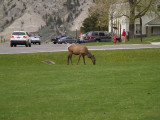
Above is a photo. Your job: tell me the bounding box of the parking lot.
[0,42,160,54]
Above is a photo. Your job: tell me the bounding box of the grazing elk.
[67,44,96,65]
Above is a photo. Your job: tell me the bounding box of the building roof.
[146,17,160,26]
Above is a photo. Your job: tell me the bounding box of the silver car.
[10,31,31,47]
[29,32,41,45]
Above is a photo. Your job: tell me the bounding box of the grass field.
[82,35,160,46]
[0,48,160,120]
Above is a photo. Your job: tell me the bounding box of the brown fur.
[67,44,96,65]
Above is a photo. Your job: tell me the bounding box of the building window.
[136,24,141,34]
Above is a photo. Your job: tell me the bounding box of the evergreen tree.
[77,0,80,6]
[11,16,14,23]
[56,16,62,26]
[81,15,99,32]
[5,19,9,25]
[64,0,74,11]
[66,13,73,22]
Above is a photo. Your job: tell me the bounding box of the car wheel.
[10,43,13,47]
[14,44,17,47]
[39,42,41,45]
[95,39,100,42]
[29,43,31,47]
[26,43,29,47]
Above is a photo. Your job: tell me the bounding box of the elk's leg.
[70,54,73,65]
[83,55,86,65]
[68,52,73,65]
[77,55,81,65]
[67,55,70,65]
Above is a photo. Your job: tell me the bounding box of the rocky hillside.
[0,0,93,41]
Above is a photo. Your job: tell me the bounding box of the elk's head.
[91,55,96,65]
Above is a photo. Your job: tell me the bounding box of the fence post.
[1,36,4,43]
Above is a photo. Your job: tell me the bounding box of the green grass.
[150,39,160,42]
[0,49,160,120]
[82,35,160,46]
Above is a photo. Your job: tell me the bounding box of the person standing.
[122,29,126,43]
[80,33,84,43]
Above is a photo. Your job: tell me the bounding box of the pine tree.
[56,16,62,26]
[77,0,80,6]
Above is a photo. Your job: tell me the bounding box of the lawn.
[0,49,160,120]
[150,39,160,42]
[82,35,160,46]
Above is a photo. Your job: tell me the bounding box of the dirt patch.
[42,61,55,65]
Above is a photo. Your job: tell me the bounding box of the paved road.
[0,43,160,54]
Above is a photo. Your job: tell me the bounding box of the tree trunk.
[110,7,114,41]
[129,21,135,39]
[129,0,135,38]
[140,17,142,42]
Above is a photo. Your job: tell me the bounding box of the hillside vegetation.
[0,0,93,41]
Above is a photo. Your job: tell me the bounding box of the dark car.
[58,37,77,44]
[84,31,111,42]
[51,37,56,43]
[52,35,66,44]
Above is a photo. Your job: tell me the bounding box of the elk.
[67,44,96,65]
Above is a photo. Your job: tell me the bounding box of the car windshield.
[29,33,40,37]
[92,32,98,36]
[87,32,92,36]
[104,32,111,37]
[85,32,89,37]
[12,32,25,35]
[61,37,67,39]
[57,35,66,38]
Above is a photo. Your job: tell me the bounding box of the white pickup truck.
[10,31,31,47]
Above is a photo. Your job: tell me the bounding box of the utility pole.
[76,28,77,39]
[110,7,114,40]
[140,17,142,42]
